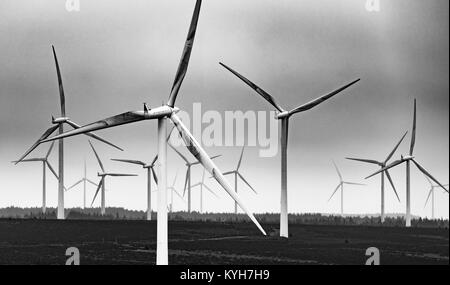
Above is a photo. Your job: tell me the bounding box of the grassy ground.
[0,219,448,265]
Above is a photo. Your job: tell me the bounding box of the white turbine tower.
[222,146,257,214]
[111,155,158,220]
[346,132,407,223]
[15,46,122,220]
[423,175,448,220]
[192,168,219,213]
[366,99,449,227]
[89,141,137,216]
[42,0,266,265]
[169,142,220,213]
[219,62,360,237]
[328,161,366,215]
[66,158,99,209]
[13,142,58,214]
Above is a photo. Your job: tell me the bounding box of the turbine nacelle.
[276,111,290,119]
[97,172,106,177]
[401,155,414,161]
[52,116,70,124]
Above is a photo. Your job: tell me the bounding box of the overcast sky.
[0,0,448,218]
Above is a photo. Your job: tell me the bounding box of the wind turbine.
[328,160,366,215]
[346,132,407,223]
[13,142,58,214]
[168,142,220,213]
[41,0,266,265]
[219,62,360,237]
[89,141,137,216]
[222,146,257,214]
[15,46,123,220]
[423,175,449,219]
[366,99,449,227]
[111,155,158,220]
[168,170,185,213]
[192,168,219,213]
[66,158,99,209]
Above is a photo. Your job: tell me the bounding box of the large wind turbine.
[66,158,99,209]
[222,146,257,214]
[111,155,158,220]
[15,46,123,220]
[366,99,449,227]
[328,161,366,215]
[423,175,449,219]
[13,142,58,214]
[89,141,137,215]
[346,132,407,223]
[192,168,219,213]
[168,142,220,213]
[41,0,266,265]
[219,62,360,237]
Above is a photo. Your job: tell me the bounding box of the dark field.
[0,219,448,265]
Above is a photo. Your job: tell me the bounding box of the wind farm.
[0,0,448,266]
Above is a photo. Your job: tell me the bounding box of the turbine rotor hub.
[276,111,289,119]
[52,116,70,124]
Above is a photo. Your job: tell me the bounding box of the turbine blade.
[88,141,105,172]
[167,0,202,107]
[203,184,219,198]
[172,170,179,187]
[52,46,65,116]
[219,62,284,112]
[45,142,55,159]
[385,170,401,202]
[424,189,432,208]
[237,146,245,170]
[66,119,123,151]
[168,142,190,164]
[67,179,83,191]
[332,160,343,180]
[173,188,185,201]
[111,159,146,166]
[328,183,341,202]
[106,173,137,177]
[151,167,158,185]
[170,113,266,235]
[150,154,158,166]
[46,161,59,180]
[91,178,104,206]
[183,168,190,197]
[409,99,416,156]
[238,172,257,194]
[288,79,360,115]
[87,179,98,187]
[344,182,366,186]
[411,159,448,193]
[346,157,380,165]
[14,158,43,163]
[15,125,59,164]
[423,173,433,187]
[366,159,404,179]
[41,111,147,143]
[385,131,408,163]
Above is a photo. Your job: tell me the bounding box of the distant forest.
[0,207,448,228]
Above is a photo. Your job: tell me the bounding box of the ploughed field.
[0,219,448,265]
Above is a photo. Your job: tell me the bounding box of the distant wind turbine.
[169,142,220,213]
[41,0,267,265]
[423,175,448,220]
[66,158,99,209]
[168,170,185,213]
[366,99,449,227]
[89,141,137,216]
[192,168,219,213]
[346,132,407,223]
[15,46,122,220]
[328,160,366,215]
[222,146,257,214]
[219,62,360,238]
[111,155,158,220]
[13,142,58,214]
